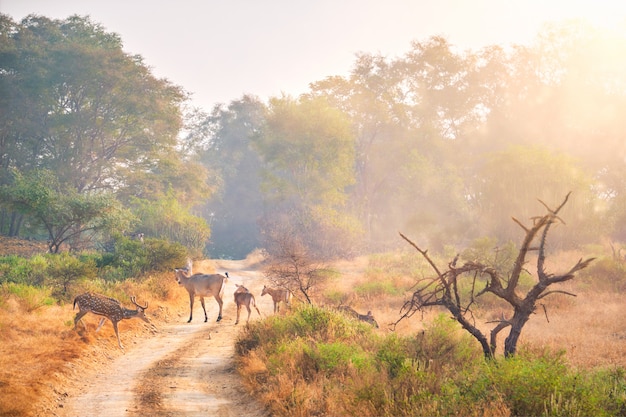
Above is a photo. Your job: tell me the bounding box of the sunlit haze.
[2,0,626,111]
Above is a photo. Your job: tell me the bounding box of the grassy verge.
[235,305,626,417]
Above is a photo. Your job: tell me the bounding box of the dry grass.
[0,267,195,416]
[0,298,85,416]
[324,251,626,370]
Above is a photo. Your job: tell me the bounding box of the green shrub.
[98,235,187,281]
[579,256,626,292]
[1,283,55,311]
[236,306,626,417]
[354,280,404,298]
[46,253,97,298]
[0,255,44,285]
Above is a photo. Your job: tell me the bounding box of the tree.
[472,145,598,247]
[395,193,595,358]
[129,193,210,258]
[196,96,266,258]
[257,95,360,258]
[0,169,133,253]
[0,15,196,237]
[262,221,330,305]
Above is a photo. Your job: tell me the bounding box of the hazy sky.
[2,1,626,111]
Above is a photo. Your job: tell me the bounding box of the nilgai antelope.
[233,284,261,325]
[336,305,379,328]
[174,259,228,323]
[261,285,292,313]
[73,292,150,349]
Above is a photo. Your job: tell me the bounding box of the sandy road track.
[57,260,270,417]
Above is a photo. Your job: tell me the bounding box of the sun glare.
[555,1,626,31]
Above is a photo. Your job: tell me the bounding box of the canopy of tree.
[2,14,626,258]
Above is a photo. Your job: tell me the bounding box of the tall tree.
[0,14,186,192]
[0,14,211,242]
[257,95,359,258]
[196,96,266,259]
[0,169,133,252]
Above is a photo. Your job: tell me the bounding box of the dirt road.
[58,259,270,417]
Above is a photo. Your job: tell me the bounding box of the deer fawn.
[234,284,261,325]
[261,285,292,313]
[73,292,151,349]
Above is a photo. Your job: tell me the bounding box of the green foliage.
[468,349,625,417]
[257,95,358,258]
[46,253,97,298]
[0,255,46,285]
[354,280,404,298]
[98,235,187,281]
[579,256,626,292]
[130,195,210,258]
[1,283,55,311]
[236,306,626,417]
[0,169,135,252]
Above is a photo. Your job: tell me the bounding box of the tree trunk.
[504,310,532,357]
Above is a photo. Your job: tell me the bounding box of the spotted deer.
[73,292,151,349]
[261,285,292,313]
[233,284,261,325]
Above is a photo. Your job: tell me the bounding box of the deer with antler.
[73,292,151,350]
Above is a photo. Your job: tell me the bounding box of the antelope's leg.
[215,294,224,322]
[74,311,88,330]
[187,292,194,323]
[95,317,107,332]
[235,303,241,325]
[112,321,123,350]
[200,297,208,322]
[246,305,252,323]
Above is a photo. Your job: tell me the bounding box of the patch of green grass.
[2,283,55,311]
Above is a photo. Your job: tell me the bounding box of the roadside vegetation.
[0,237,191,416]
[236,304,626,417]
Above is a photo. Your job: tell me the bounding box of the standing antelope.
[174,259,228,323]
[73,292,150,349]
[233,284,261,325]
[261,285,291,314]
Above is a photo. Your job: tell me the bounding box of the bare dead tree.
[263,224,330,305]
[395,193,595,358]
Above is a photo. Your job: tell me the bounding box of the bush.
[0,255,47,285]
[354,280,404,298]
[1,283,55,311]
[236,304,626,417]
[98,235,187,281]
[46,253,98,299]
[579,256,626,292]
